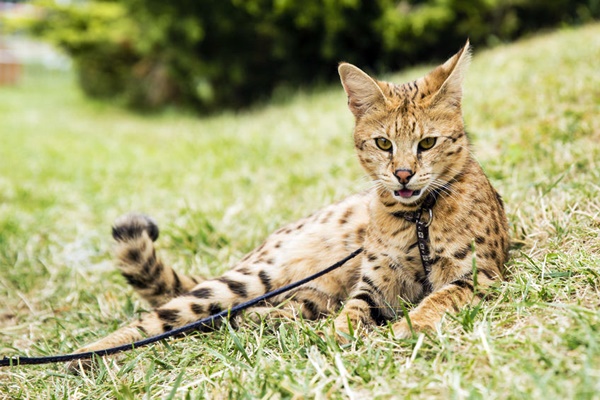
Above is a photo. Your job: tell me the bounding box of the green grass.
[1,24,600,399]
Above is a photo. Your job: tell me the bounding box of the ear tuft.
[338,63,386,118]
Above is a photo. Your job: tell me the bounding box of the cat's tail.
[112,213,204,307]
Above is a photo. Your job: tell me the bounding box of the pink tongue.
[397,189,414,198]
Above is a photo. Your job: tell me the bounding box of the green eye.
[418,137,437,151]
[375,137,393,151]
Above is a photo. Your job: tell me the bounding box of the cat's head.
[339,42,471,206]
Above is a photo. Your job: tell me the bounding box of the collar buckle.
[421,208,434,227]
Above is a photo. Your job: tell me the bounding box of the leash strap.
[391,191,439,277]
[0,247,363,367]
[415,213,433,276]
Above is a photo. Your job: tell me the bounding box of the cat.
[68,41,509,369]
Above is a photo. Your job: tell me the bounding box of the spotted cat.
[70,41,509,363]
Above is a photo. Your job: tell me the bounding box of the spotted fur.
[70,41,509,364]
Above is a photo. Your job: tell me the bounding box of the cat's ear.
[338,63,387,118]
[427,40,471,110]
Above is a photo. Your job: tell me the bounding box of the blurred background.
[2,0,599,113]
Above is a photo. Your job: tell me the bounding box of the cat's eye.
[375,137,393,151]
[418,137,437,151]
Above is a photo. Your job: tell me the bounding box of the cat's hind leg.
[112,213,205,307]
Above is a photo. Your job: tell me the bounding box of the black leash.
[391,190,440,277]
[0,247,363,367]
[1,189,446,368]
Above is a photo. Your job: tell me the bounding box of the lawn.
[1,24,599,399]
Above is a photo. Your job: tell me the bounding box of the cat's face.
[339,42,471,206]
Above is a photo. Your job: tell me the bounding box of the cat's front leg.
[392,268,495,339]
[332,253,399,341]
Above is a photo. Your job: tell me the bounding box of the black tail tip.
[112,213,159,242]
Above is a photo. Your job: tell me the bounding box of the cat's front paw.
[331,322,352,345]
[112,213,159,242]
[391,319,413,339]
[332,314,368,344]
[392,318,433,339]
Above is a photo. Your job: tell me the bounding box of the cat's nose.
[394,169,413,184]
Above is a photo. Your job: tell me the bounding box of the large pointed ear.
[338,63,387,118]
[427,40,471,110]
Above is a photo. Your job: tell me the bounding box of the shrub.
[9,0,600,111]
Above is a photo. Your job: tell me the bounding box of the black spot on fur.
[172,270,182,293]
[257,250,268,259]
[416,273,432,296]
[495,191,505,209]
[153,260,164,276]
[391,226,411,236]
[127,248,141,263]
[157,308,179,324]
[191,287,213,299]
[362,275,384,296]
[339,208,354,225]
[208,303,222,315]
[301,299,320,319]
[258,270,272,293]
[407,241,419,252]
[354,293,387,325]
[217,277,248,298]
[479,268,496,281]
[388,262,400,271]
[190,303,204,315]
[451,279,475,292]
[321,211,334,224]
[122,273,147,289]
[354,292,376,308]
[162,323,173,332]
[153,281,166,296]
[236,267,252,276]
[453,245,471,260]
[367,253,378,262]
[475,236,486,245]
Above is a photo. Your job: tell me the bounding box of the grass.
[1,23,599,399]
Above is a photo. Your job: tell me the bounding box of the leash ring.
[423,208,433,227]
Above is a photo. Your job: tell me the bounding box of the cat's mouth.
[394,189,421,199]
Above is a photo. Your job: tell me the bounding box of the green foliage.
[11,0,600,111]
[13,1,139,99]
